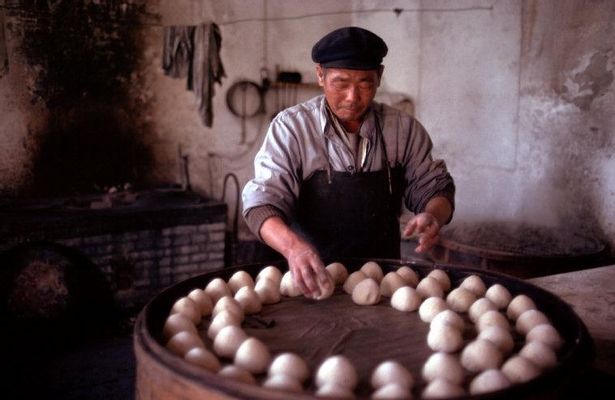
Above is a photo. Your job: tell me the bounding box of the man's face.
[316,65,383,125]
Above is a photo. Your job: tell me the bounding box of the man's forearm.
[424,196,453,227]
[259,216,308,259]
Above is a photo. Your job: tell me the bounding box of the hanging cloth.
[0,9,8,78]
[162,23,226,127]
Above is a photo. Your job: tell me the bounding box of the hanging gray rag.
[163,23,226,127]
[0,9,8,78]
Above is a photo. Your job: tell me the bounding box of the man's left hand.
[403,212,441,253]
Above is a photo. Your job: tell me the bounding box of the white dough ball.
[212,296,245,320]
[459,275,486,297]
[477,310,511,332]
[170,296,201,325]
[343,270,368,294]
[316,355,358,390]
[422,378,465,399]
[184,347,221,372]
[256,265,283,286]
[372,383,412,399]
[380,272,407,297]
[416,276,444,299]
[207,309,242,339]
[427,269,451,292]
[166,331,205,357]
[326,262,349,285]
[218,365,256,385]
[234,337,272,374]
[352,278,381,305]
[396,266,419,287]
[269,352,310,383]
[227,270,255,294]
[430,309,465,332]
[314,270,335,300]
[187,288,213,317]
[419,297,449,323]
[255,277,281,304]
[370,360,414,389]
[427,325,464,353]
[485,284,512,309]
[390,286,421,312]
[422,352,464,384]
[205,278,232,303]
[460,339,503,372]
[468,297,497,322]
[446,287,477,313]
[213,324,248,358]
[360,261,384,283]
[520,341,558,369]
[501,355,542,383]
[234,286,263,314]
[526,324,563,350]
[469,369,511,395]
[262,373,303,393]
[477,326,515,354]
[516,309,550,335]
[280,271,302,297]
[506,294,537,320]
[163,312,198,339]
[315,383,355,399]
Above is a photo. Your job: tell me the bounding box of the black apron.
[294,119,404,261]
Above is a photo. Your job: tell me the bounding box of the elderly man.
[242,26,455,298]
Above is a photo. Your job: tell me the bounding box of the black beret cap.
[312,26,388,70]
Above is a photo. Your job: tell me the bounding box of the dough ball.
[280,271,302,297]
[446,287,477,313]
[234,286,263,314]
[396,266,419,287]
[477,325,515,354]
[416,276,444,299]
[205,278,233,303]
[315,383,355,399]
[213,324,248,358]
[166,331,205,357]
[501,355,541,383]
[526,324,563,350]
[468,297,497,322]
[255,277,281,304]
[269,352,310,383]
[390,286,421,312]
[315,355,358,390]
[460,339,504,372]
[360,261,384,283]
[370,360,414,389]
[184,347,221,372]
[207,309,242,339]
[170,296,201,325]
[422,352,464,384]
[372,383,412,399]
[314,270,335,300]
[430,310,465,332]
[227,270,255,294]
[422,378,465,399]
[234,337,272,374]
[516,309,550,335]
[469,369,511,395]
[256,265,283,286]
[163,312,198,339]
[419,297,449,323]
[485,284,512,310]
[380,272,407,297]
[218,365,256,385]
[427,269,451,292]
[459,275,487,297]
[343,270,368,294]
[212,296,245,320]
[352,278,381,305]
[187,288,213,317]
[506,294,537,320]
[326,262,349,285]
[477,310,511,332]
[520,341,558,369]
[262,374,303,393]
[427,325,464,353]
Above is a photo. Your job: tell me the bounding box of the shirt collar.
[319,95,377,140]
